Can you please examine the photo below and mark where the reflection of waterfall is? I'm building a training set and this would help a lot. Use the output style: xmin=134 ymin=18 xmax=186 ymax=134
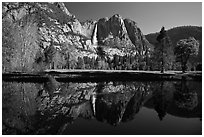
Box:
xmin=92 ymin=23 xmax=98 ymax=45
xmin=91 ymin=93 xmax=96 ymax=116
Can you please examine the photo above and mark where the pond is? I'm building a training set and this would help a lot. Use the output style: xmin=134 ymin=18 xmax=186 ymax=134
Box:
xmin=2 ymin=78 xmax=202 ymax=135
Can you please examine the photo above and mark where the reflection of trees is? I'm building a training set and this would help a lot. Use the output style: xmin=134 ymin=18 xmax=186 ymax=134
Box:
xmin=174 ymin=79 xmax=198 ymax=110
xmin=144 ymin=80 xmax=201 ymax=120
xmin=152 ymin=82 xmax=169 ymax=121
xmin=145 ymin=82 xmax=174 ymax=121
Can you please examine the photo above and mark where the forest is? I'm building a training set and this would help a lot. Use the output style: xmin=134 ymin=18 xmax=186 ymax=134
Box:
xmin=146 ymin=26 xmax=202 ymax=71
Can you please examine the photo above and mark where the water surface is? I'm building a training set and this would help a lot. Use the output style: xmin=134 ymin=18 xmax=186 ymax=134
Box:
xmin=2 ymin=78 xmax=202 ymax=135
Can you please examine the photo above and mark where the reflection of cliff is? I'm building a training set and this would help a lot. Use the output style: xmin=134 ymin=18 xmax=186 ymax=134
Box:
xmin=95 ymin=93 xmax=128 ymax=126
xmin=3 ymin=80 xmax=153 ymax=134
xmin=36 ymin=81 xmax=149 ymax=132
xmin=2 ymin=79 xmax=202 ymax=135
xmin=33 ymin=101 xmax=94 ymax=134
xmin=94 ymin=82 xmax=152 ymax=125
xmin=2 ymin=82 xmax=42 ymax=134
xmin=2 ymin=78 xmax=98 ymax=134
xmin=122 ymin=90 xmax=147 ymax=122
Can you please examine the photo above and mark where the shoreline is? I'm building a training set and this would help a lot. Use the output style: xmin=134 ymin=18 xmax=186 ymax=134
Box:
xmin=2 ymin=70 xmax=202 ymax=82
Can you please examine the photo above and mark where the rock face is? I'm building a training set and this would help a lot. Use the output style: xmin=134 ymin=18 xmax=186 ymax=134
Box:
xmin=2 ymin=2 xmax=152 ymax=72
xmin=97 ymin=14 xmax=130 ymax=42
xmin=81 ymin=20 xmax=96 ymax=39
xmin=124 ymin=18 xmax=150 ymax=53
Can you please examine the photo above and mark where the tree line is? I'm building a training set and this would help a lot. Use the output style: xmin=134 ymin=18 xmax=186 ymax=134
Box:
xmin=45 ymin=50 xmax=150 ymax=71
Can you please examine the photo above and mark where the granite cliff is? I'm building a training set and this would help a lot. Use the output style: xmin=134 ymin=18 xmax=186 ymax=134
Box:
xmin=2 ymin=2 xmax=152 ymax=72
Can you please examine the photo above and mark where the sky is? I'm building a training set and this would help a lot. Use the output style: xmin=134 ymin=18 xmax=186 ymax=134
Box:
xmin=65 ymin=2 xmax=202 ymax=35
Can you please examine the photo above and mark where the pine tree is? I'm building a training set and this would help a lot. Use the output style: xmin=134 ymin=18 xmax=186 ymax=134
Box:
xmin=156 ymin=27 xmax=174 ymax=72
xmin=156 ymin=27 xmax=166 ymax=73
xmin=77 ymin=57 xmax=85 ymax=69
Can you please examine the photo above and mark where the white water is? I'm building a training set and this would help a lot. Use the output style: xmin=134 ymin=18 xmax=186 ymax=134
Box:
xmin=92 ymin=23 xmax=98 ymax=45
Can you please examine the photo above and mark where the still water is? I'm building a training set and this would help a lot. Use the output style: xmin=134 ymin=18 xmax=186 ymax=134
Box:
xmin=2 ymin=78 xmax=202 ymax=135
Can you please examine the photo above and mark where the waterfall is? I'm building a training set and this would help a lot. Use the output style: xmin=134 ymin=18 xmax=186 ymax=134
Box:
xmin=92 ymin=23 xmax=98 ymax=45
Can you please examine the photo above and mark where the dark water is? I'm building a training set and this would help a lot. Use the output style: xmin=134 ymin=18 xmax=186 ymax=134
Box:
xmin=2 ymin=78 xmax=202 ymax=135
